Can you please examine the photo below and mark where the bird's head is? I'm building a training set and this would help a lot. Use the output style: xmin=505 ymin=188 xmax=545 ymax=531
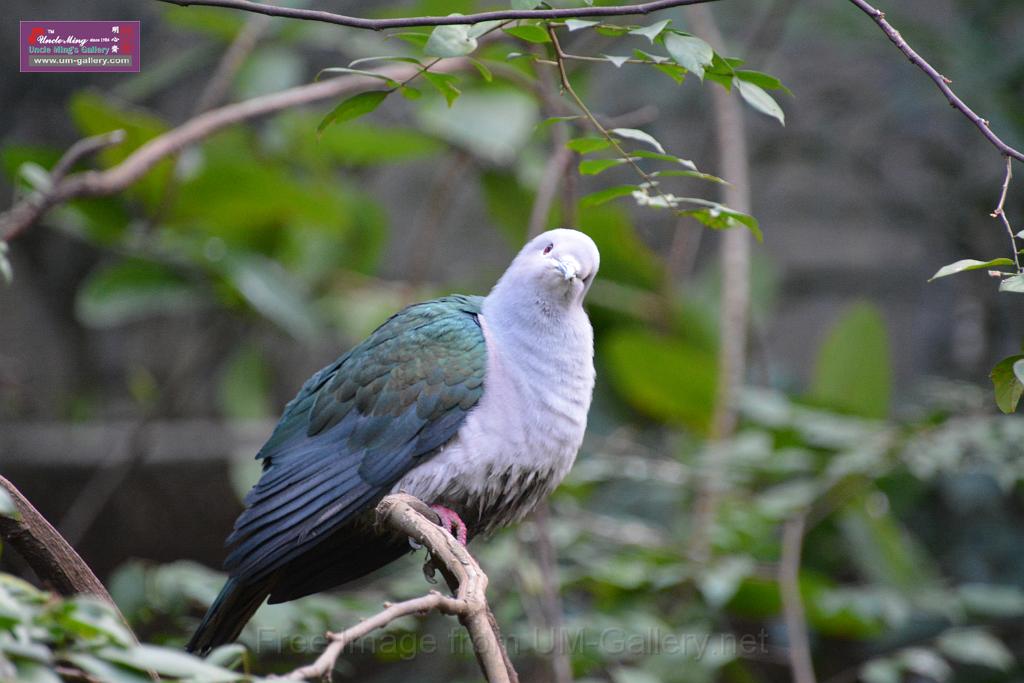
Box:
xmin=510 ymin=228 xmax=600 ymax=305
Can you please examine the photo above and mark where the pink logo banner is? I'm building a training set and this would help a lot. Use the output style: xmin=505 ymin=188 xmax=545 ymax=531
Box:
xmin=20 ymin=21 xmax=140 ymax=73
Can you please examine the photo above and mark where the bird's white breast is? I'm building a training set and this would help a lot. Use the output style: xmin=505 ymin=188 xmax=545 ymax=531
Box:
xmin=392 ymin=311 xmax=594 ymax=535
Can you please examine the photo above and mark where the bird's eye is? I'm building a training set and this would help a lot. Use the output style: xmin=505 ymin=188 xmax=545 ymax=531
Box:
xmin=543 ymin=243 xmax=553 ymax=255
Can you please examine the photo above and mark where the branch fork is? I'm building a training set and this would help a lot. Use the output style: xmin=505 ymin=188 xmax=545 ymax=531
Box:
xmin=283 ymin=493 xmax=517 ymax=682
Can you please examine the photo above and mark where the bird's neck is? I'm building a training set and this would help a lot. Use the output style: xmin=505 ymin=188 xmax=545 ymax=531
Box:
xmin=481 ymin=281 xmax=590 ymax=355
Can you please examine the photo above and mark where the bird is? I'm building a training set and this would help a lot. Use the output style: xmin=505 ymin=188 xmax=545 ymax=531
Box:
xmin=187 ymin=228 xmax=600 ymax=653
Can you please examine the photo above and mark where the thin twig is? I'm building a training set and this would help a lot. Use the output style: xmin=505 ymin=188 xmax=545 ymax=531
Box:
xmin=283 ymin=493 xmax=516 ymax=682
xmin=157 ymin=0 xmax=719 ymax=30
xmin=991 ymin=156 xmax=1020 ymax=272
xmin=779 ymin=514 xmax=817 ymax=683
xmin=49 ymin=130 xmax=128 ymax=183
xmin=0 ymin=60 xmax=469 ymax=242
xmin=546 ymin=25 xmax=674 ymax=211
xmin=847 ymin=0 xmax=1024 ymax=163
xmin=194 ymin=10 xmax=274 ymax=114
xmin=529 ymin=44 xmax=576 ymax=238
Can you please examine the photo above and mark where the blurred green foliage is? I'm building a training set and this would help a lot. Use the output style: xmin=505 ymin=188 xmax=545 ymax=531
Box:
xmin=2 ymin=1 xmax=1024 ymax=682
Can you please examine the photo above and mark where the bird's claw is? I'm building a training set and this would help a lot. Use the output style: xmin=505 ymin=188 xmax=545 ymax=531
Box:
xmin=429 ymin=504 xmax=469 ymax=545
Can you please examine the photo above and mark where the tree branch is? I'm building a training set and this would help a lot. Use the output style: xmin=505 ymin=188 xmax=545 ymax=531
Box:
xmin=157 ymin=0 xmax=720 ymax=30
xmin=992 ymin=157 xmax=1021 ymax=273
xmin=847 ymin=0 xmax=1024 ymax=163
xmin=779 ymin=513 xmax=817 ymax=683
xmin=0 ymin=476 xmax=117 ymax=606
xmin=283 ymin=493 xmax=517 ymax=682
xmin=686 ymin=3 xmax=752 ymax=562
xmin=0 ymin=60 xmax=468 ymax=243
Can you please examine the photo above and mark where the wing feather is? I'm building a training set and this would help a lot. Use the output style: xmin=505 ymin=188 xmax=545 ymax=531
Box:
xmin=224 ymin=295 xmax=486 ymax=582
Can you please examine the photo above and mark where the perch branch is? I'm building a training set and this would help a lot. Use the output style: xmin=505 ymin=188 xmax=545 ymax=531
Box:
xmin=0 ymin=60 xmax=468 ymax=243
xmin=157 ymin=0 xmax=719 ymax=30
xmin=847 ymin=0 xmax=1024 ymax=163
xmin=0 ymin=477 xmax=119 ymax=609
xmin=283 ymin=493 xmax=516 ymax=682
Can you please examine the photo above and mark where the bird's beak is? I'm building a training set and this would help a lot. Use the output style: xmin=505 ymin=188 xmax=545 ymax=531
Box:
xmin=556 ymin=256 xmax=581 ymax=281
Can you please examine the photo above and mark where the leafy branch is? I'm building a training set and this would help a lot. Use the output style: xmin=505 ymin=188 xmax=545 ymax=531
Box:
xmin=0 ymin=60 xmax=470 ymax=242
xmin=155 ymin=0 xmax=720 ymax=30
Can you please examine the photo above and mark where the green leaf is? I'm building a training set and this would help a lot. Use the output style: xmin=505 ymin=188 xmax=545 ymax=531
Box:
xmin=678 ymin=200 xmax=762 ymax=241
xmin=511 ymin=0 xmax=541 ymax=7
xmin=735 ymin=79 xmax=785 ymax=125
xmin=628 ymin=19 xmax=670 ymax=43
xmin=936 ymin=629 xmax=1013 ymax=670
xmin=928 ymin=258 xmax=1014 ymax=280
xmin=655 ymin=62 xmax=687 ymax=84
xmin=317 ymin=90 xmax=389 ymax=134
xmin=861 ymin=659 xmax=901 ymax=683
xmin=735 ymin=69 xmax=791 ymax=94
xmin=565 ymin=19 xmax=598 ymax=31
xmin=580 ymin=185 xmax=637 ymax=208
xmin=999 ymin=273 xmax=1024 ymax=292
xmin=566 ymin=137 xmax=610 ymax=154
xmin=990 ymin=354 xmax=1024 ymax=413
xmin=579 ymin=158 xmax=627 ymax=175
xmin=0 ymin=488 xmax=19 ymax=520
xmin=632 ymin=149 xmax=697 ymax=169
xmin=610 ymin=127 xmax=665 ymax=153
xmin=470 ymin=58 xmax=493 ymax=82
xmin=653 ymin=169 xmax=726 ymax=183
xmin=98 ymin=645 xmax=240 ymax=681
xmin=604 ymin=329 xmax=717 ymax=432
xmin=75 ymin=260 xmax=204 ymax=328
xmin=425 ymin=20 xmax=479 ymax=57
xmin=388 ymin=31 xmax=430 ymax=48
xmin=315 ymin=66 xmax=398 ymax=85
xmin=810 ymin=302 xmax=891 ymax=418
xmin=664 ymin=33 xmax=713 ymax=80
xmin=65 ymin=653 xmax=151 ymax=683
xmin=205 ymin=643 xmax=248 ymax=670
xmin=536 ymin=115 xmax=583 ymax=130
xmin=423 ymin=71 xmax=461 ymax=106
xmin=503 ymin=25 xmax=550 ymax=44
xmin=347 ymin=55 xmax=423 ymax=68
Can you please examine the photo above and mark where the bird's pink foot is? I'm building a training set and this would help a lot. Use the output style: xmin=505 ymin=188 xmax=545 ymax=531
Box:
xmin=430 ymin=504 xmax=468 ymax=545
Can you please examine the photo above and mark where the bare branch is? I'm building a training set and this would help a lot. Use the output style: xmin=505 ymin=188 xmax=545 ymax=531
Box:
xmin=991 ymin=157 xmax=1021 ymax=273
xmin=0 ymin=60 xmax=468 ymax=243
xmin=157 ymin=0 xmax=719 ymax=30
xmin=0 ymin=477 xmax=119 ymax=608
xmin=780 ymin=514 xmax=817 ymax=683
xmin=687 ymin=3 xmax=752 ymax=562
xmin=283 ymin=493 xmax=517 ymax=682
xmin=193 ymin=10 xmax=274 ymax=114
xmin=847 ymin=0 xmax=1024 ymax=163
xmin=49 ymin=130 xmax=128 ymax=183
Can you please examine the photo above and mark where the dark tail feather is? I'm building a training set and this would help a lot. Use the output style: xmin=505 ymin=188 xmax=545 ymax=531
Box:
xmin=186 ymin=576 xmax=272 ymax=654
